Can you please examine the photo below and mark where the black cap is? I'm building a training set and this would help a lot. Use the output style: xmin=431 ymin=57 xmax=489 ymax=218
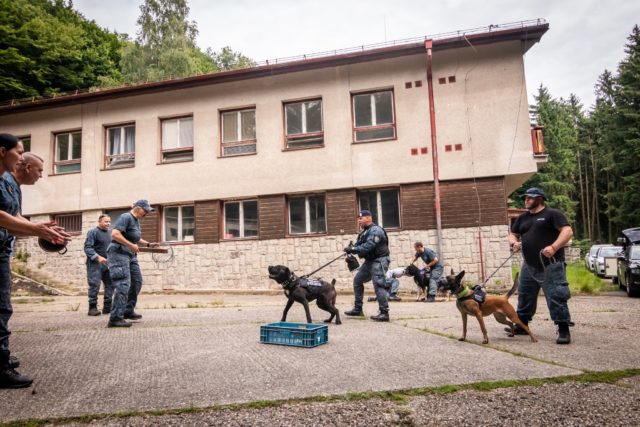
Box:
xmin=133 ymin=199 xmax=155 ymax=212
xmin=359 ymin=209 xmax=372 ymax=217
xmin=522 ymin=187 xmax=546 ymax=200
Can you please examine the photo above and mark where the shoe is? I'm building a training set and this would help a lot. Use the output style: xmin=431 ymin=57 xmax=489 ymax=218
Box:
xmin=388 ymin=295 xmax=402 ymax=302
xmin=107 ymin=319 xmax=132 ymax=328
xmin=88 ymin=305 xmax=100 ymax=316
xmin=556 ymin=323 xmax=571 ymax=345
xmin=370 ymin=312 xmax=390 ymax=322
xmin=102 ymin=305 xmax=111 ymax=315
xmin=344 ymin=308 xmax=363 ymax=316
xmin=367 ymin=296 xmax=378 ymax=302
xmin=0 ymin=367 xmax=33 ymax=389
xmin=504 ymin=324 xmax=529 ymax=335
xmin=123 ymin=312 xmax=142 ymax=320
xmin=425 ymin=296 xmax=436 ymax=302
xmin=8 ymin=355 xmax=19 ymax=369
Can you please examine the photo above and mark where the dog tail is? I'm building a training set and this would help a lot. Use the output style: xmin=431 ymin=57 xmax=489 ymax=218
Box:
xmin=331 ymin=278 xmax=336 ymax=287
xmin=506 ymin=272 xmax=519 ymax=298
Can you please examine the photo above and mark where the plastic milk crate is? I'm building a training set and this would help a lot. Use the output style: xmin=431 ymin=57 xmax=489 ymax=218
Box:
xmin=260 ymin=322 xmax=328 ymax=348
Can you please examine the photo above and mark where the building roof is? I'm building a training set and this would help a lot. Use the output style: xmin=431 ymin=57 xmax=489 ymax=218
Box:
xmin=0 ymin=19 xmax=548 ymax=116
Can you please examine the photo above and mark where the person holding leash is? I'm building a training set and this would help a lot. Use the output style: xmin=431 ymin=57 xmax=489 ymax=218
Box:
xmin=508 ymin=187 xmax=573 ymax=344
xmin=0 ymin=134 xmax=70 ymax=388
xmin=412 ymin=241 xmax=444 ymax=302
xmin=107 ymin=200 xmax=158 ymax=328
xmin=84 ymin=214 xmax=113 ymax=316
xmin=344 ymin=209 xmax=391 ymax=322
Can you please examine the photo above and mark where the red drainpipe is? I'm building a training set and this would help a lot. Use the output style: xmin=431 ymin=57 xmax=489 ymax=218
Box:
xmin=478 ymin=230 xmax=485 ymax=282
xmin=425 ymin=40 xmax=443 ymax=256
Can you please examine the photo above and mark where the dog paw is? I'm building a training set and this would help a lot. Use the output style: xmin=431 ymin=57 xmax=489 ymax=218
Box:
xmin=323 ymin=319 xmax=331 ymax=323
xmin=336 ymin=320 xmax=342 ymax=325
xmin=458 ymin=337 xmax=465 ymax=341
xmin=482 ymin=339 xmax=489 ymax=344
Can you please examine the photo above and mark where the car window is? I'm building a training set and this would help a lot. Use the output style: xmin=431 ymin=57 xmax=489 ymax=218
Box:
xmin=599 ymin=247 xmax=621 ymax=257
xmin=631 ymin=246 xmax=640 ymax=260
xmin=595 ymin=246 xmax=611 ymax=256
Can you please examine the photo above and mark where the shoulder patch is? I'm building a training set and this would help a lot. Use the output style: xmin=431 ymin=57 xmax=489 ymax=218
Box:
xmin=374 ymin=235 xmax=380 ymax=243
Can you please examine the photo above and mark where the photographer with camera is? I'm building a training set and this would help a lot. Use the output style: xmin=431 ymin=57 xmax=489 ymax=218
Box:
xmin=343 ymin=209 xmax=391 ymax=322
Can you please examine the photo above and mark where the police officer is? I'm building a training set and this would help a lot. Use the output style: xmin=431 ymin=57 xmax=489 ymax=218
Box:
xmin=412 ymin=241 xmax=444 ymax=302
xmin=84 ymin=214 xmax=113 ymax=316
xmin=0 ymin=134 xmax=69 ymax=388
xmin=344 ymin=209 xmax=391 ymax=322
xmin=107 ymin=200 xmax=157 ymax=328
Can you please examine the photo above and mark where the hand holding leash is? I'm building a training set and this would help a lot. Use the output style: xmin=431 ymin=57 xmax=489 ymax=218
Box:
xmin=344 ymin=241 xmax=356 ymax=254
xmin=510 ymin=241 xmax=522 ymax=253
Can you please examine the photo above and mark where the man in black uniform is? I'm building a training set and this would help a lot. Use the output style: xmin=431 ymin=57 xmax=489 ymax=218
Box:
xmin=509 ymin=187 xmax=573 ymax=344
xmin=344 ymin=209 xmax=391 ymax=322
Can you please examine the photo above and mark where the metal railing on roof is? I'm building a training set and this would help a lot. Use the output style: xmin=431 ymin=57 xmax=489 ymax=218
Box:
xmin=0 ymin=19 xmax=546 ymax=108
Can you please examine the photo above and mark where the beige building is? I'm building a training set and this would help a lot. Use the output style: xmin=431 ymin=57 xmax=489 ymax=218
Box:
xmin=0 ymin=20 xmax=548 ymax=292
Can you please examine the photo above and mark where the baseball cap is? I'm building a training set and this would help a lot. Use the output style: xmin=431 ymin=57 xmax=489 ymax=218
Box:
xmin=522 ymin=187 xmax=546 ymax=200
xmin=359 ymin=209 xmax=372 ymax=217
xmin=133 ymin=199 xmax=155 ymax=213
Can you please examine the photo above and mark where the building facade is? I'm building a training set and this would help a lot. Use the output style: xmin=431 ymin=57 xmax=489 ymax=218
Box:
xmin=0 ymin=21 xmax=548 ymax=292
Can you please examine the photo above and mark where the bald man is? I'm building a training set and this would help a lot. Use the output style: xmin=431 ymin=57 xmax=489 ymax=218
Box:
xmin=3 ymin=153 xmax=44 ymax=210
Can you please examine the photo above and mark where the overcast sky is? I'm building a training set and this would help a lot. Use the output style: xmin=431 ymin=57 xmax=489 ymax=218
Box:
xmin=73 ymin=0 xmax=638 ymax=110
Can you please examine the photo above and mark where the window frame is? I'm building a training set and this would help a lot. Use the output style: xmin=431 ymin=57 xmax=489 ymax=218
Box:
xmin=282 ymin=97 xmax=324 ymax=150
xmin=17 ymin=135 xmax=31 ymax=152
xmin=222 ymin=199 xmax=259 ymax=240
xmin=52 ymin=130 xmax=82 ymax=175
xmin=104 ymin=122 xmax=136 ymax=169
xmin=53 ymin=212 xmax=82 ymax=235
xmin=358 ymin=187 xmax=401 ymax=229
xmin=163 ymin=204 xmax=195 ymax=243
xmin=287 ymin=193 xmax=327 ymax=236
xmin=351 ymin=89 xmax=397 ymax=143
xmin=160 ymin=115 xmax=194 ymax=164
xmin=219 ymin=107 xmax=257 ymax=158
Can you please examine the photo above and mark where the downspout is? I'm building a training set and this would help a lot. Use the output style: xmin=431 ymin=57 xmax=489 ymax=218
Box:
xmin=425 ymin=40 xmax=443 ymax=256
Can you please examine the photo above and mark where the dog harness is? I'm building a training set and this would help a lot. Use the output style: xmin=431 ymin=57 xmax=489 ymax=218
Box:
xmin=281 ymin=275 xmax=323 ymax=297
xmin=454 ymin=285 xmax=486 ymax=305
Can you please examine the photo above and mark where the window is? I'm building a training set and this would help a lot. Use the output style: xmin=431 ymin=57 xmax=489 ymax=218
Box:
xmin=288 ymin=195 xmax=326 ymax=235
xmin=221 ymin=108 xmax=256 ymax=156
xmin=358 ymin=188 xmax=400 ymax=228
xmin=54 ymin=213 xmax=82 ymax=233
xmin=164 ymin=205 xmax=195 ymax=242
xmin=19 ymin=135 xmax=30 ymax=152
xmin=223 ymin=200 xmax=258 ymax=239
xmin=106 ymin=124 xmax=135 ymax=168
xmin=54 ymin=131 xmax=81 ymax=174
xmin=284 ymin=99 xmax=323 ymax=149
xmin=104 ymin=208 xmax=129 ymax=227
xmin=352 ymin=90 xmax=396 ymax=142
xmin=161 ymin=116 xmax=193 ymax=162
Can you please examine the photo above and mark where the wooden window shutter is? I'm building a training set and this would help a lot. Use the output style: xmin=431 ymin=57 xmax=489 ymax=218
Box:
xmin=326 ymin=189 xmax=358 ymax=235
xmin=194 ymin=200 xmax=220 ymax=244
xmin=258 ymin=194 xmax=285 ymax=240
xmin=400 ymin=183 xmax=436 ymax=230
xmin=440 ymin=177 xmax=507 ymax=228
xmin=139 ymin=207 xmax=159 ymax=242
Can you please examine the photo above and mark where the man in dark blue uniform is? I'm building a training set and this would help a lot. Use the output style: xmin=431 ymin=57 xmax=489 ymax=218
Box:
xmin=107 ymin=200 xmax=157 ymax=328
xmin=412 ymin=241 xmax=444 ymax=302
xmin=509 ymin=187 xmax=574 ymax=344
xmin=344 ymin=209 xmax=392 ymax=322
xmin=84 ymin=215 xmax=113 ymax=316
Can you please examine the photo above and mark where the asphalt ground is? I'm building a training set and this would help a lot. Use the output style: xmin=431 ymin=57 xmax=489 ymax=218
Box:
xmin=1 ymin=289 xmax=639 ymax=426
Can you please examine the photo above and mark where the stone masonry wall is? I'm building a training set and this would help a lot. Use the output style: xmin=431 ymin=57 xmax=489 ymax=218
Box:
xmin=15 ymin=211 xmax=513 ymax=293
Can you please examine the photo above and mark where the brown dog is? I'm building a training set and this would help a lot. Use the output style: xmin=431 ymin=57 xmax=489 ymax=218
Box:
xmin=442 ymin=270 xmax=536 ymax=344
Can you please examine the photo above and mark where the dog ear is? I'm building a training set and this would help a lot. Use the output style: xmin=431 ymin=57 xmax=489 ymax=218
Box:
xmin=456 ymin=270 xmax=465 ymax=282
xmin=450 ymin=268 xmax=455 ymax=275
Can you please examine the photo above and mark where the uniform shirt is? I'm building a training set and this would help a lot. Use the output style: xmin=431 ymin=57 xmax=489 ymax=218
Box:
xmin=511 ymin=207 xmax=570 ymax=270
xmin=2 ymin=172 xmax=21 ymax=214
xmin=0 ymin=175 xmax=20 ymax=248
xmin=84 ymin=226 xmax=111 ymax=260
xmin=353 ymin=223 xmax=389 ymax=260
xmin=110 ymin=212 xmax=141 ymax=247
xmin=415 ymin=248 xmax=443 ymax=270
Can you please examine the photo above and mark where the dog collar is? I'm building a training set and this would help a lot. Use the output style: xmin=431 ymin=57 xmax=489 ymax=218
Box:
xmin=455 ymin=286 xmax=472 ymax=299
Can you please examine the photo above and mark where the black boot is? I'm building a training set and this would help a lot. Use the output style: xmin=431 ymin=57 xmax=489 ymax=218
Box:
xmin=388 ymin=294 xmax=402 ymax=302
xmin=124 ymin=311 xmax=142 ymax=320
xmin=107 ymin=318 xmax=132 ymax=328
xmin=556 ymin=323 xmax=571 ymax=345
xmin=0 ymin=351 xmax=33 ymax=389
xmin=370 ymin=312 xmax=389 ymax=322
xmin=102 ymin=304 xmax=111 ymax=315
xmin=344 ymin=307 xmax=363 ymax=316
xmin=88 ymin=304 xmax=100 ymax=316
xmin=8 ymin=355 xmax=19 ymax=369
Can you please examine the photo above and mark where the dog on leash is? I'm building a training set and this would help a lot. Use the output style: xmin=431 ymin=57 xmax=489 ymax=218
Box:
xmin=441 ymin=270 xmax=536 ymax=344
xmin=405 ymin=264 xmax=450 ymax=301
xmin=267 ymin=265 xmax=341 ymax=325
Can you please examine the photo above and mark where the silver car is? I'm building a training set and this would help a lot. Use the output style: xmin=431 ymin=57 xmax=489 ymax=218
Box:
xmin=585 ymin=244 xmax=611 ymax=271
xmin=595 ymin=246 xmax=623 ymax=278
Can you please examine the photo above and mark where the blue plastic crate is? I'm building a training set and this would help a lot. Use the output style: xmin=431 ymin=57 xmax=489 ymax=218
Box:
xmin=260 ymin=322 xmax=328 ymax=348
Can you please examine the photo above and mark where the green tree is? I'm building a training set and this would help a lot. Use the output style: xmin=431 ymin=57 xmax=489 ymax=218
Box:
xmin=0 ymin=0 xmax=122 ymax=101
xmin=207 ymin=46 xmax=255 ymax=71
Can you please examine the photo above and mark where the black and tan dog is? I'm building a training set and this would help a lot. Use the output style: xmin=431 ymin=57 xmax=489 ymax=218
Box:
xmin=405 ymin=264 xmax=450 ymax=301
xmin=442 ymin=270 xmax=536 ymax=344
xmin=267 ymin=265 xmax=341 ymax=325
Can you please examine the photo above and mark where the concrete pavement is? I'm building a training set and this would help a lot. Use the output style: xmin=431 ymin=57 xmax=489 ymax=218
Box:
xmin=1 ymin=290 xmax=639 ymax=424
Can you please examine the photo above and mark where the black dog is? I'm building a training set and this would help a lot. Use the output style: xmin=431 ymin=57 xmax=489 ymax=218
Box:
xmin=405 ymin=264 xmax=449 ymax=301
xmin=267 ymin=265 xmax=341 ymax=325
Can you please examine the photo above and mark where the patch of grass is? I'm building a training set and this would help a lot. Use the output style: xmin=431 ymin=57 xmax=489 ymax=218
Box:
xmin=512 ymin=262 xmax=616 ymax=294
xmin=209 ymin=300 xmax=224 ymax=307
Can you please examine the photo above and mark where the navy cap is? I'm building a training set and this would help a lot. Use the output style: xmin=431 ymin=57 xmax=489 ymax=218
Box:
xmin=359 ymin=209 xmax=372 ymax=217
xmin=522 ymin=187 xmax=546 ymax=200
xmin=133 ymin=199 xmax=155 ymax=213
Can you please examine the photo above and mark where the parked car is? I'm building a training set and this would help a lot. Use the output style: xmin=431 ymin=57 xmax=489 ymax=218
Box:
xmin=594 ymin=246 xmax=622 ymax=280
xmin=617 ymin=227 xmax=640 ymax=298
xmin=585 ymin=244 xmax=612 ymax=272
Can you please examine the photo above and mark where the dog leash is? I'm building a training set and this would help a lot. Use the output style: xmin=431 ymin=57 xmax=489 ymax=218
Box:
xmin=479 ymin=250 xmax=516 ymax=288
xmin=302 ymin=253 xmax=347 ymax=278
